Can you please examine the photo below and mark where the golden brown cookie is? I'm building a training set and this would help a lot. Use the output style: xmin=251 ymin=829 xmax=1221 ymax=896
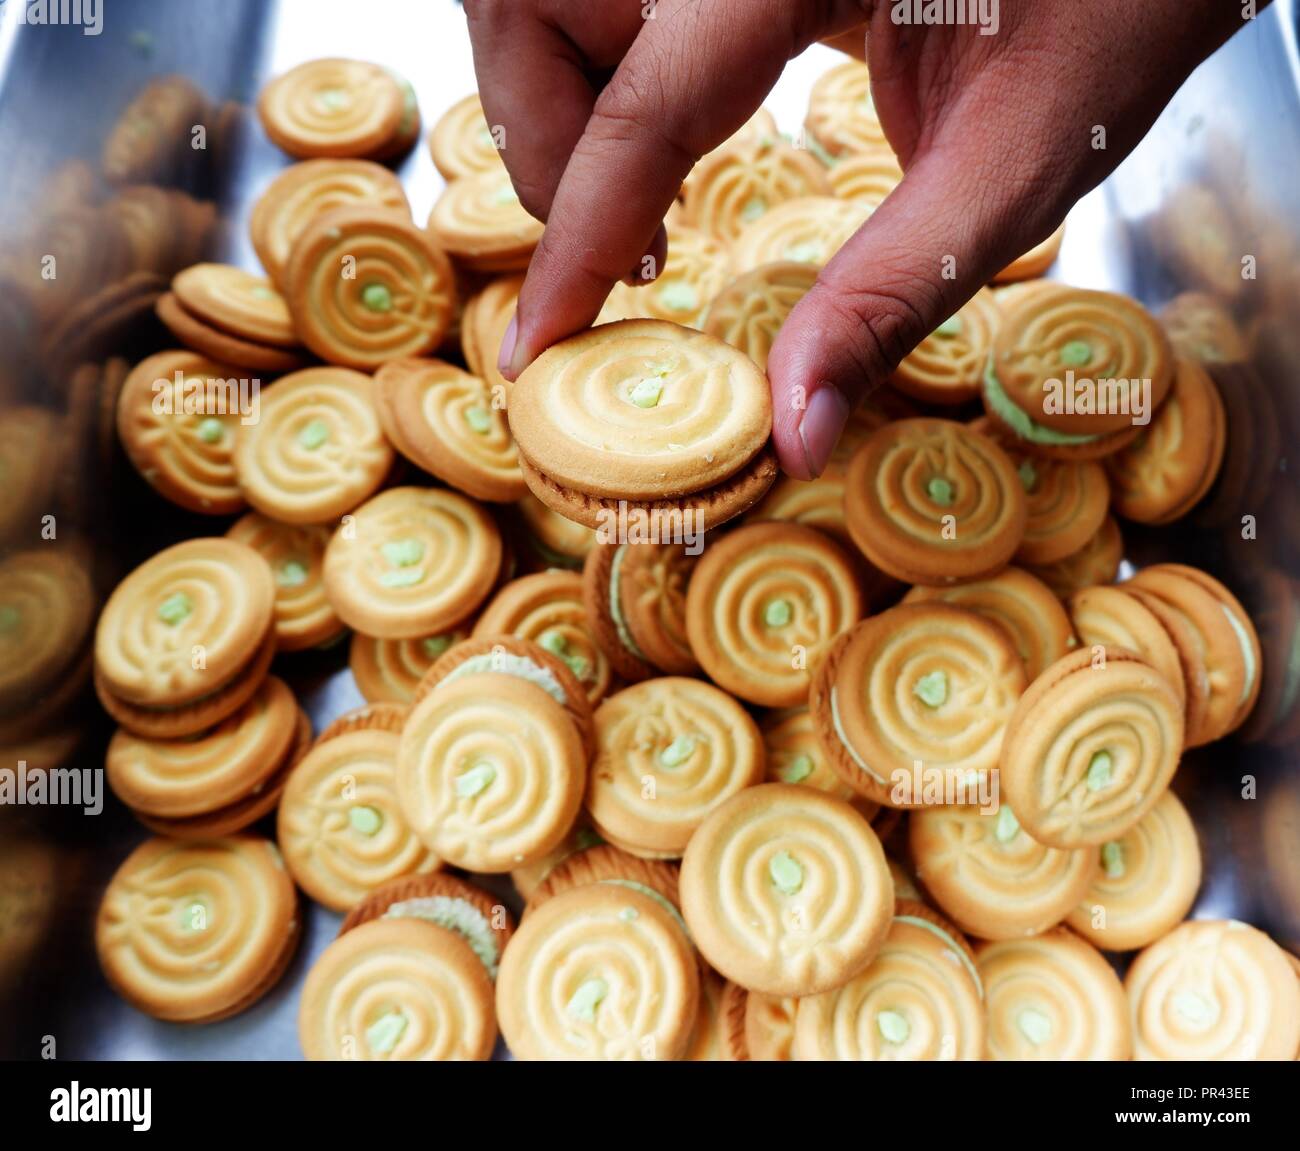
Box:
xmin=1066 ymin=584 xmax=1187 ymax=710
xmin=804 ymin=59 xmax=887 ymax=159
xmin=599 ymin=227 xmax=732 ymax=330
xmin=1008 ymin=451 xmax=1112 ymax=566
xmin=702 ymin=261 xmax=818 ymax=371
xmin=348 ymin=628 xmax=472 ymax=704
xmin=993 ymin=223 xmax=1066 ymax=282
xmin=1023 ymin=514 xmax=1123 ymax=598
xmin=526 ymin=843 xmax=682 ymax=921
xmin=826 ymin=146 xmax=904 ymax=209
xmin=760 ymin=706 xmax=878 ymax=819
xmin=154 ymin=292 xmax=309 ymax=375
xmin=731 ymin=196 xmax=870 ymax=272
xmin=427 ymin=170 xmax=543 ymax=273
xmin=888 ymin=291 xmax=1000 ymax=407
xmin=428 ymin=93 xmax=505 ymax=179
xmin=171 ymin=263 xmax=300 ymax=348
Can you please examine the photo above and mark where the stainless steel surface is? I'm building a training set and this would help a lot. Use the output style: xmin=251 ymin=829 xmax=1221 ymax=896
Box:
xmin=0 ymin=0 xmax=1296 ymax=1060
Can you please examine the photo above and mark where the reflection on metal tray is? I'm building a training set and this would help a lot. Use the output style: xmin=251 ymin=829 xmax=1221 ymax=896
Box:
xmin=0 ymin=0 xmax=1297 ymax=1060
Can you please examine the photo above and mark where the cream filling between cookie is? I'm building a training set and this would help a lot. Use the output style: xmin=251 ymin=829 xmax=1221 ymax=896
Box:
xmin=1219 ymin=604 xmax=1256 ymax=706
xmin=608 ymin=545 xmax=648 ymax=661
xmin=983 ymin=359 xmax=1103 ymax=446
xmin=829 ymin=687 xmax=887 ymax=785
xmin=440 ymin=652 xmax=569 ymax=706
xmin=383 ymin=896 xmax=501 ymax=978
xmin=894 ymin=914 xmax=984 ymax=999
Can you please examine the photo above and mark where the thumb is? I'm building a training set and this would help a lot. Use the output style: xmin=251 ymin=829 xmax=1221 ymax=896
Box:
xmin=767 ymin=149 xmax=1064 ymax=479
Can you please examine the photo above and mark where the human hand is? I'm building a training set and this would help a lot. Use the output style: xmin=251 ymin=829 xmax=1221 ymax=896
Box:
xmin=465 ymin=0 xmax=1254 ymax=477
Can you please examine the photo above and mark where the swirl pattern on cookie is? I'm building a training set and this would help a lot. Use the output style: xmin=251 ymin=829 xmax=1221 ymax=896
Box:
xmin=396 ymin=673 xmax=586 ymax=872
xmin=683 ymin=138 xmax=830 ymax=242
xmin=616 ymin=542 xmax=700 ymax=675
xmin=680 ymin=784 xmax=893 ymax=996
xmin=323 ymin=487 xmax=502 ymax=639
xmin=108 ymin=675 xmax=298 ymax=818
xmin=509 ymin=320 xmax=771 ymax=500
xmin=804 ymin=60 xmax=887 ymax=157
xmin=0 ymin=549 xmax=95 ymax=710
xmin=1066 ymin=585 xmax=1186 ymax=709
xmin=1000 ymin=648 xmax=1184 ymax=848
xmin=300 ymin=918 xmax=495 ymax=1060
xmin=287 ymin=207 xmax=455 ymax=368
xmin=95 ymin=538 xmax=274 ymax=707
xmin=992 ymin=288 xmax=1174 ymax=435
xmin=793 ymin=906 xmax=985 ymax=1061
xmin=250 ymin=158 xmax=410 ymax=286
xmin=845 ymin=419 xmax=1027 ymax=585
xmin=1066 ymin=790 xmax=1201 ymax=951
xmin=1126 ymin=919 xmax=1300 ymax=1061
xmin=1024 ymin=514 xmax=1123 ymax=599
xmin=227 ymin=513 xmax=341 ymax=651
xmin=429 ymin=94 xmax=504 ymax=179
xmin=815 ymin=605 xmax=1026 ymax=807
xmin=703 ymin=262 xmax=818 ymax=371
xmin=904 ymin=567 xmax=1075 ymax=681
xmin=587 ymin=678 xmax=764 ymax=858
xmin=600 ymin=228 xmax=732 ymax=330
xmin=96 ymin=836 xmax=298 ymax=1022
xmin=172 ymin=263 xmax=298 ymax=347
xmin=686 ymin=522 xmax=863 ymax=707
xmin=349 ymin=629 xmax=470 ymax=704
xmin=258 ymin=58 xmax=405 ymax=159
xmin=234 ymin=367 xmax=393 ymax=525
xmin=890 ymin=292 xmax=1000 ymax=406
xmin=427 ymin=170 xmax=543 ymax=271
xmin=827 ymin=147 xmax=904 ymax=208
xmin=978 ymin=929 xmax=1132 ymax=1060
xmin=732 ymin=196 xmax=871 ymax=272
xmin=373 ymin=358 xmax=523 ymax=502
xmin=278 ymin=726 xmax=439 ymax=911
xmin=116 ymin=350 xmax=247 ymax=516
xmin=909 ymin=804 xmax=1097 ymax=939
xmin=496 ymin=885 xmax=700 ymax=1061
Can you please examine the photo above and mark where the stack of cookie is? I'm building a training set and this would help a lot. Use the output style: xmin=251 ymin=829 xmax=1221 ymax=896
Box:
xmin=84 ymin=57 xmax=1296 ymax=1063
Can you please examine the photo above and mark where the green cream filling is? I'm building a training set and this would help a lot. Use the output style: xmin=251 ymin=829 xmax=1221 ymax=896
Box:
xmin=318 ymin=87 xmax=350 ymax=111
xmin=608 ymin=545 xmax=647 ymax=661
xmin=1220 ymin=605 xmax=1256 ymax=705
xmin=361 ymin=283 xmax=393 ymax=313
xmin=379 ymin=569 xmax=425 ymax=588
xmin=894 ymin=915 xmax=984 ymax=999
xmin=1173 ymin=991 xmax=1217 ymax=1027
xmin=658 ymin=282 xmax=699 ymax=313
xmin=157 ymin=592 xmax=193 ymax=626
xmin=276 ymin=560 xmax=309 ymax=588
xmin=912 ymin=670 xmax=948 ymax=708
xmin=629 ymin=377 xmax=664 ymax=408
xmin=463 ymin=405 xmax=493 ymax=435
xmin=196 ymin=417 xmax=225 ymax=444
xmin=348 ymin=805 xmax=383 ymax=835
xmin=1017 ymin=460 xmax=1038 ymax=491
xmin=1101 ymin=840 xmax=1125 ymax=879
xmin=994 ymin=805 xmax=1020 ymax=844
xmin=297 ymin=419 xmax=331 ymax=449
xmin=539 ymin=629 xmax=590 ymax=680
xmin=455 ymin=761 xmax=496 ymax=798
xmin=935 ymin=315 xmax=963 ymax=338
xmin=740 ymin=197 xmax=768 ymax=223
xmin=763 ymin=599 xmax=793 ymax=628
xmin=876 ymin=1010 xmax=910 ymax=1045
xmin=442 ymin=652 xmax=568 ymax=706
xmin=768 ymin=851 xmax=804 ymax=895
xmin=421 ymin=634 xmax=453 ymax=659
xmin=926 ymin=476 xmax=955 ymax=506
xmin=1086 ymin=750 xmax=1113 ymax=792
xmin=784 ymin=241 xmax=824 ymax=264
xmin=659 ymin=735 xmax=697 ymax=768
xmin=829 ymin=687 xmax=886 ymax=784
xmin=566 ymin=978 xmax=609 ymax=1023
xmin=1017 ymin=1009 xmax=1053 ymax=1046
xmin=365 ymin=1010 xmax=408 ymax=1054
xmin=777 ymin=754 xmax=814 ymax=784
xmin=1059 ymin=340 xmax=1093 ymax=366
xmin=492 ymin=180 xmax=519 ymax=205
xmin=384 ymin=896 xmax=501 ymax=977
xmin=0 ymin=605 xmax=19 ymax=633
xmin=382 ymin=539 xmax=425 ymax=568
xmin=179 ymin=898 xmax=208 ymax=932
xmin=983 ymin=360 xmax=1103 ymax=446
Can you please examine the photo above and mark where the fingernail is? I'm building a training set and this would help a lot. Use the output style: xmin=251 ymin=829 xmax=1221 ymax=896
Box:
xmin=798 ymin=386 xmax=850 ymax=479
xmin=498 ymin=313 xmax=519 ymax=379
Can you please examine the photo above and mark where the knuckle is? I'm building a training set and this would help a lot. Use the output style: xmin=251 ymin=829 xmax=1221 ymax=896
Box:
xmin=820 ymin=280 xmax=936 ymax=377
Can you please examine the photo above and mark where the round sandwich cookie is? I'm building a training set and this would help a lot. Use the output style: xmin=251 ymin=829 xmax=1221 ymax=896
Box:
xmin=681 ymin=135 xmax=831 ymax=243
xmin=685 ymin=522 xmax=863 ymax=708
xmin=94 ymin=538 xmax=276 ymax=736
xmin=106 ymin=674 xmax=301 ymax=825
xmin=977 ymin=928 xmax=1132 ymax=1060
xmin=509 ymin=321 xmax=777 ymax=534
xmin=583 ymin=541 xmax=700 ymax=683
xmin=991 ymin=278 xmax=1073 ymax=313
xmin=993 ymin=222 xmax=1067 ymax=282
xmin=1006 ymin=451 xmax=1111 ymax=567
xmin=1159 ymin=291 xmax=1249 ymax=366
xmin=373 ymin=357 xmax=525 ymax=502
xmin=278 ymin=709 xmax=440 ymax=912
xmin=600 ymin=227 xmax=732 ymax=331
xmin=809 ymin=604 xmax=1026 ymax=809
xmin=428 ymin=93 xmax=504 ymax=180
xmin=427 ymin=169 xmax=543 ymax=273
xmin=702 ymin=261 xmax=818 ymax=372
xmin=1066 ymin=584 xmax=1186 ymax=709
xmin=804 ymin=59 xmax=887 ymax=159
xmin=525 ymin=843 xmax=682 ymax=921
xmin=496 ymin=883 xmax=700 ymax=1061
xmin=341 ymin=872 xmax=515 ymax=981
xmin=314 ymin=701 xmax=410 ymax=742
xmin=793 ymin=901 xmax=985 ymax=1061
xmin=761 ymin=706 xmax=878 ymax=819
xmin=250 ymin=158 xmax=410 ymax=288
xmin=323 ymin=486 xmax=502 ymax=639
xmin=413 ymin=634 xmax=595 ymax=757
xmin=1065 ymin=789 xmax=1201 ymax=952
xmin=745 ymin=990 xmax=799 ymax=1062
xmin=116 ymin=350 xmax=248 ymax=516
xmin=888 ymin=291 xmax=1000 ymax=407
xmin=903 ymin=567 xmax=1075 ymax=682
xmin=586 ymin=677 xmax=764 ymax=859
xmin=909 ymin=803 xmax=1098 ymax=940
xmin=461 ymin=273 xmax=521 ymax=403
xmin=1105 ymin=358 xmax=1226 ymax=525
xmin=171 ymin=263 xmax=300 ymax=349
xmin=233 ymin=366 xmax=394 ymax=525
xmin=731 ymin=196 xmax=870 ymax=273
xmin=96 ymin=835 xmax=299 ymax=1023
xmin=348 ymin=628 xmax=471 ymax=704
xmin=43 ymin=269 xmax=169 ymax=385
xmin=1127 ymin=919 xmax=1300 ymax=1061
xmin=1024 ymin=514 xmax=1123 ymax=599
xmin=286 ymin=206 xmax=456 ymax=369
xmin=1000 ymin=647 xmax=1184 ymax=849
xmin=844 ymin=418 xmax=1027 ymax=586
xmin=226 ymin=513 xmax=343 ymax=652
xmin=473 ymin=570 xmax=611 ymax=703
xmin=396 ymin=671 xmax=586 ymax=872
xmin=684 ymin=969 xmax=731 ymax=1061
xmin=154 ymin=292 xmax=309 ymax=375
xmin=258 ymin=58 xmax=411 ymax=160
xmin=514 ymin=492 xmax=597 ymax=569
xmin=299 ymin=917 xmax=496 ymax=1061
xmin=984 ymin=288 xmax=1173 ymax=459
xmin=1126 ymin=564 xmax=1260 ymax=744
xmin=680 ymin=783 xmax=894 ymax=997
xmin=509 ymin=821 xmax=603 ymax=904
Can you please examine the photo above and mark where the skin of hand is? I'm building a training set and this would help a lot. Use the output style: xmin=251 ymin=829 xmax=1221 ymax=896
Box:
xmin=465 ymin=0 xmax=1258 ymax=478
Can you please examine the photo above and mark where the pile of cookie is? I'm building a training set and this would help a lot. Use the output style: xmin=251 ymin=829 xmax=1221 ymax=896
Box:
xmin=90 ymin=56 xmax=1299 ymax=1061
